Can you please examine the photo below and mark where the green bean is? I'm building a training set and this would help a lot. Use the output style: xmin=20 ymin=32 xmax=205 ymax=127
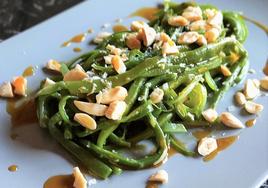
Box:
xmin=58 ymin=95 xmax=78 ymax=125
xmin=204 ymin=71 xmax=218 ymax=91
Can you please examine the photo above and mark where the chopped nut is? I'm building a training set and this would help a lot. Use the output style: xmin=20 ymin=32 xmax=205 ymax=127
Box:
xmin=159 ymin=32 xmax=172 ymax=43
xmin=220 ymin=65 xmax=232 ymax=77
xmin=96 ymin=86 xmax=128 ymax=104
xmin=182 ymin=6 xmax=203 ymax=22
xmin=220 ymin=112 xmax=244 ymax=129
xmin=148 ymin=170 xmax=168 ymax=184
xmin=244 ymin=101 xmax=263 ymax=114
xmin=243 ymin=79 xmax=260 ymax=99
xmin=204 ymin=9 xmax=217 ymax=20
xmin=140 ymin=26 xmax=156 ymax=47
xmin=130 ymin=21 xmax=147 ymax=31
xmin=189 ymin=20 xmax=206 ymax=31
xmin=202 ymin=108 xmax=218 ymax=123
xmin=205 ymin=28 xmax=220 ymax=43
xmin=196 ymin=35 xmax=207 ymax=46
xmin=0 ymin=82 xmax=14 ymax=98
xmin=46 ymin=59 xmax=61 ymax=72
xmin=73 ymin=167 xmax=87 ymax=188
xmin=105 ymin=101 xmax=127 ymax=120
xmin=229 ymin=52 xmax=240 ymax=64
xmin=252 ymin=79 xmax=260 ymax=88
xmin=12 ymin=76 xmax=27 ymax=96
xmin=207 ymin=11 xmax=223 ymax=27
xmin=103 ymin=55 xmax=114 ymax=64
xmin=234 ymin=92 xmax=247 ymax=106
xmin=260 ymin=77 xmax=268 ymax=90
xmin=168 ymin=16 xmax=189 ymax=26
xmin=162 ymin=42 xmax=178 ymax=56
xmin=197 ymin=137 xmax=217 ymax=156
xmin=178 ymin=31 xmax=199 ymax=44
xmin=43 ymin=78 xmax=55 ymax=87
xmin=111 ymin=55 xmax=126 ymax=74
xmin=126 ymin=33 xmax=141 ymax=50
xmin=150 ymin=88 xmax=164 ymax=104
xmin=74 ymin=113 xmax=97 ymax=130
xmin=93 ymin=32 xmax=111 ymax=44
xmin=63 ymin=66 xmax=89 ymax=81
xmin=74 ymin=100 xmax=108 ymax=116
xmin=106 ymin=44 xmax=122 ymax=55
xmin=263 ymin=62 xmax=268 ymax=75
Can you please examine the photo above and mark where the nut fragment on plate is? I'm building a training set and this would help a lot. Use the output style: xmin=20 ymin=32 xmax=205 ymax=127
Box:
xmin=130 ymin=21 xmax=147 ymax=32
xmin=46 ymin=59 xmax=62 ymax=72
xmin=63 ymin=67 xmax=89 ymax=81
xmin=43 ymin=78 xmax=55 ymax=87
xmin=196 ymin=35 xmax=207 ymax=46
xmin=182 ymin=6 xmax=203 ymax=22
xmin=111 ymin=55 xmax=126 ymax=74
xmin=73 ymin=167 xmax=87 ymax=188
xmin=243 ymin=79 xmax=260 ymax=99
xmin=263 ymin=62 xmax=268 ymax=76
xmin=234 ymin=91 xmax=247 ymax=106
xmin=197 ymin=137 xmax=217 ymax=156
xmin=93 ymin=32 xmax=111 ymax=44
xmin=148 ymin=170 xmax=168 ymax=184
xmin=140 ymin=26 xmax=157 ymax=47
xmin=202 ymin=108 xmax=218 ymax=123
xmin=220 ymin=112 xmax=244 ymax=129
xmin=74 ymin=100 xmax=108 ymax=116
xmin=150 ymin=88 xmax=164 ymax=104
xmin=205 ymin=28 xmax=220 ymax=43
xmin=244 ymin=101 xmax=263 ymax=114
xmin=105 ymin=101 xmax=127 ymax=120
xmin=178 ymin=31 xmax=199 ymax=44
xmin=168 ymin=15 xmax=189 ymax=26
xmin=103 ymin=54 xmax=114 ymax=64
xmin=126 ymin=33 xmax=141 ymax=50
xmin=220 ymin=65 xmax=232 ymax=77
xmin=189 ymin=20 xmax=206 ymax=31
xmin=74 ymin=113 xmax=97 ymax=130
xmin=96 ymin=86 xmax=128 ymax=104
xmin=162 ymin=41 xmax=178 ymax=56
xmin=12 ymin=76 xmax=27 ymax=96
xmin=260 ymin=77 xmax=268 ymax=90
xmin=0 ymin=82 xmax=14 ymax=98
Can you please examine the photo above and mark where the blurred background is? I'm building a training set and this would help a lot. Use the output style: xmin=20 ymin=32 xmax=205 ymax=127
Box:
xmin=0 ymin=0 xmax=267 ymax=187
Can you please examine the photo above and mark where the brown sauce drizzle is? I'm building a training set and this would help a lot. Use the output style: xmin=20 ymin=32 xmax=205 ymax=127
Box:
xmin=43 ymin=174 xmax=74 ymax=188
xmin=146 ymin=182 xmax=159 ymax=188
xmin=242 ymin=16 xmax=268 ymax=34
xmin=129 ymin=7 xmax=160 ymax=21
xmin=167 ymin=147 xmax=177 ymax=157
xmin=6 ymin=98 xmax=37 ymax=127
xmin=192 ymin=130 xmax=212 ymax=140
xmin=203 ymin=135 xmax=238 ymax=162
xmin=245 ymin=118 xmax=256 ymax=127
xmin=62 ymin=33 xmax=87 ymax=47
xmin=8 ymin=165 xmax=18 ymax=172
xmin=22 ymin=66 xmax=35 ymax=77
xmin=73 ymin=47 xmax=82 ymax=52
xmin=112 ymin=24 xmax=129 ymax=33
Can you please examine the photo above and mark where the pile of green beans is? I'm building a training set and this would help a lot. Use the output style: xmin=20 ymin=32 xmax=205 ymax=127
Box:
xmin=36 ymin=2 xmax=248 ymax=179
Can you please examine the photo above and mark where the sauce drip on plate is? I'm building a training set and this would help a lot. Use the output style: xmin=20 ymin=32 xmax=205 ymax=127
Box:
xmin=146 ymin=182 xmax=159 ymax=188
xmin=203 ymin=135 xmax=238 ymax=162
xmin=43 ymin=175 xmax=74 ymax=188
xmin=22 ymin=66 xmax=35 ymax=77
xmin=73 ymin=47 xmax=82 ymax=52
xmin=112 ymin=24 xmax=129 ymax=33
xmin=129 ymin=7 xmax=160 ymax=21
xmin=8 ymin=165 xmax=18 ymax=172
xmin=62 ymin=33 xmax=87 ymax=47
xmin=192 ymin=130 xmax=212 ymax=140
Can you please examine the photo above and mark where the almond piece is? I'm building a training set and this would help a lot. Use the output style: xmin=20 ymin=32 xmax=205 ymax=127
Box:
xmin=168 ymin=16 xmax=189 ymax=26
xmin=150 ymin=88 xmax=164 ymax=104
xmin=243 ymin=79 xmax=260 ymax=99
xmin=207 ymin=11 xmax=223 ymax=27
xmin=43 ymin=78 xmax=55 ymax=87
xmin=252 ymin=79 xmax=260 ymax=88
xmin=140 ymin=26 xmax=156 ymax=47
xmin=178 ymin=32 xmax=199 ymax=44
xmin=12 ymin=76 xmax=27 ymax=96
xmin=220 ymin=65 xmax=232 ymax=77
xmin=46 ymin=59 xmax=61 ymax=72
xmin=103 ymin=55 xmax=114 ymax=64
xmin=196 ymin=35 xmax=207 ymax=46
xmin=74 ymin=113 xmax=97 ymax=130
xmin=63 ymin=68 xmax=89 ymax=81
xmin=197 ymin=137 xmax=217 ymax=156
xmin=205 ymin=28 xmax=220 ymax=43
xmin=162 ymin=42 xmax=178 ymax=56
xmin=106 ymin=44 xmax=122 ymax=55
xmin=263 ymin=62 xmax=268 ymax=76
xmin=182 ymin=6 xmax=203 ymax=22
xmin=244 ymin=101 xmax=263 ymax=114
xmin=189 ymin=20 xmax=206 ymax=31
xmin=0 ymin=82 xmax=14 ymax=98
xmin=73 ymin=167 xmax=87 ymax=188
xmin=126 ymin=33 xmax=141 ymax=50
xmin=96 ymin=86 xmax=128 ymax=104
xmin=111 ymin=55 xmax=126 ymax=74
xmin=93 ymin=32 xmax=111 ymax=44
xmin=105 ymin=101 xmax=127 ymax=120
xmin=234 ymin=92 xmax=247 ymax=106
xmin=148 ymin=170 xmax=168 ymax=184
xmin=220 ymin=112 xmax=244 ymax=129
xmin=202 ymin=108 xmax=218 ymax=123
xmin=74 ymin=100 xmax=108 ymax=116
xmin=260 ymin=77 xmax=268 ymax=90
xmin=130 ymin=21 xmax=147 ymax=32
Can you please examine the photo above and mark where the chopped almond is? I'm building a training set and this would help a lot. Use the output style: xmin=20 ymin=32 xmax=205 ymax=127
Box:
xmin=0 ymin=82 xmax=14 ymax=98
xmin=205 ymin=28 xmax=220 ymax=43
xmin=43 ymin=78 xmax=55 ymax=87
xmin=198 ymin=137 xmax=217 ymax=156
xmin=150 ymin=88 xmax=164 ymax=103
xmin=111 ymin=55 xmax=126 ymax=74
xmin=93 ymin=32 xmax=111 ymax=44
xmin=126 ymin=33 xmax=141 ymax=50
xmin=202 ymin=108 xmax=218 ymax=123
xmin=263 ymin=62 xmax=268 ymax=75
xmin=106 ymin=44 xmax=122 ymax=55
xmin=140 ymin=26 xmax=156 ymax=47
xmin=220 ymin=65 xmax=232 ymax=77
xmin=178 ymin=32 xmax=199 ymax=44
xmin=159 ymin=32 xmax=171 ymax=43
xmin=207 ymin=11 xmax=223 ymax=27
xmin=260 ymin=76 xmax=268 ymax=90
xmin=243 ymin=79 xmax=260 ymax=99
xmin=182 ymin=6 xmax=203 ymax=22
xmin=252 ymin=79 xmax=260 ymax=88
xmin=234 ymin=92 xmax=247 ymax=106
xmin=168 ymin=16 xmax=189 ymax=26
xmin=63 ymin=67 xmax=89 ymax=81
xmin=229 ymin=52 xmax=240 ymax=64
xmin=74 ymin=113 xmax=97 ymax=130
xmin=73 ymin=167 xmax=87 ymax=188
xmin=189 ymin=20 xmax=206 ymax=31
xmin=12 ymin=76 xmax=27 ymax=96
xmin=103 ymin=55 xmax=114 ymax=64
xmin=46 ymin=59 xmax=61 ymax=72
xmin=105 ymin=101 xmax=127 ymax=120
xmin=148 ymin=170 xmax=168 ymax=184
xmin=196 ymin=35 xmax=207 ymax=46
xmin=130 ymin=21 xmax=147 ymax=32
xmin=74 ymin=100 xmax=108 ymax=116
xmin=96 ymin=86 xmax=128 ymax=104
xmin=244 ymin=101 xmax=263 ymax=114
xmin=162 ymin=42 xmax=178 ymax=56
xmin=220 ymin=112 xmax=244 ymax=129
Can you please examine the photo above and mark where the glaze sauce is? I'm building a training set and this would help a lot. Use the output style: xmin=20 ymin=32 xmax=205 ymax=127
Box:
xmin=129 ymin=7 xmax=160 ymax=21
xmin=43 ymin=175 xmax=74 ymax=188
xmin=112 ymin=24 xmax=129 ymax=33
xmin=62 ymin=33 xmax=87 ymax=47
xmin=73 ymin=47 xmax=82 ymax=52
xmin=22 ymin=66 xmax=35 ymax=77
xmin=192 ymin=130 xmax=212 ymax=140
xmin=8 ymin=165 xmax=18 ymax=172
